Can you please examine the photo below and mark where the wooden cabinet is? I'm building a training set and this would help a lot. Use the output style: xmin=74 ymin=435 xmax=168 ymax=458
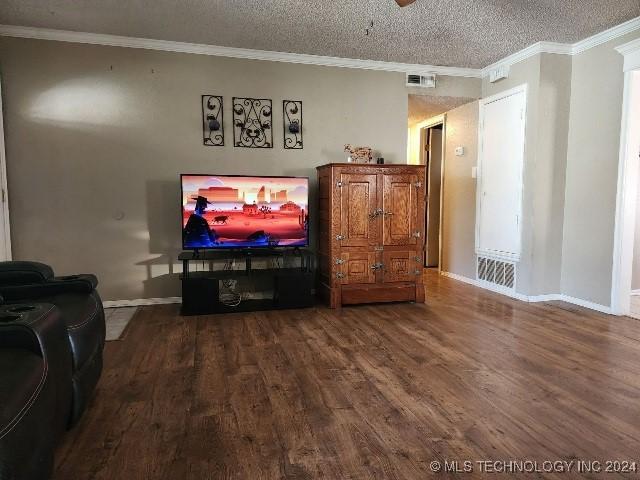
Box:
xmin=338 ymin=173 xmax=379 ymax=247
xmin=317 ymin=163 xmax=426 ymax=308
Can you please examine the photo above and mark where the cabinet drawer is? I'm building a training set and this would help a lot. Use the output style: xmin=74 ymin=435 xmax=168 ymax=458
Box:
xmin=337 ymin=251 xmax=376 ymax=285
xmin=383 ymin=251 xmax=422 ymax=283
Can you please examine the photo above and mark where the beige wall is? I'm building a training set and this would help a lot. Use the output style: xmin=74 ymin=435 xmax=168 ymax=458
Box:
xmin=529 ymin=54 xmax=572 ymax=295
xmin=562 ymin=30 xmax=640 ymax=306
xmin=406 ymin=76 xmax=481 ymax=165
xmin=482 ymin=55 xmax=541 ymax=295
xmin=3 ymin=29 xmax=638 ymax=308
xmin=480 ymin=54 xmax=573 ymax=297
xmin=407 ymin=75 xmax=481 ymax=100
xmin=441 ymin=101 xmax=479 ymax=278
xmin=0 ymin=37 xmax=409 ymax=301
xmin=480 ymin=29 xmax=640 ymax=307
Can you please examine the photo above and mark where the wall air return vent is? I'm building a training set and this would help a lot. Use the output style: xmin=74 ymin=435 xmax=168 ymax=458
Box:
xmin=477 ymin=256 xmax=516 ymax=290
xmin=406 ymin=73 xmax=436 ymax=88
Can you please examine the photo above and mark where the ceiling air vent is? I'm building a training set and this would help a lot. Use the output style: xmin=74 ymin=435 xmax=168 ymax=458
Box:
xmin=477 ymin=256 xmax=516 ymax=290
xmin=406 ymin=73 xmax=436 ymax=88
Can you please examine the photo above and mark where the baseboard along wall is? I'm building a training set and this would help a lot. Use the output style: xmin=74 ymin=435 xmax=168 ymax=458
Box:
xmin=102 ymin=274 xmax=614 ymax=315
xmin=103 ymin=297 xmax=182 ymax=308
xmin=440 ymin=271 xmax=613 ymax=315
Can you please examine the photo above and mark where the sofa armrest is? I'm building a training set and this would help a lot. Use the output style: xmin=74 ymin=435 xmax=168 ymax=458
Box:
xmin=0 ymin=304 xmax=63 ymax=356
xmin=0 ymin=261 xmax=55 ymax=286
xmin=0 ymin=303 xmax=73 ymax=434
xmin=0 ymin=274 xmax=98 ymax=302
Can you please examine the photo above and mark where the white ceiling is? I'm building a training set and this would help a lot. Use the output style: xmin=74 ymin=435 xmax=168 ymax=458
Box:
xmin=1 ymin=1 xmax=638 ymax=69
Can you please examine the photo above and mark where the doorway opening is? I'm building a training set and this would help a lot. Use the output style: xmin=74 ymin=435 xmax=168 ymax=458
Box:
xmin=0 ymin=78 xmax=11 ymax=261
xmin=611 ymin=40 xmax=640 ymax=316
xmin=423 ymin=123 xmax=444 ymax=268
xmin=407 ymin=93 xmax=476 ymax=274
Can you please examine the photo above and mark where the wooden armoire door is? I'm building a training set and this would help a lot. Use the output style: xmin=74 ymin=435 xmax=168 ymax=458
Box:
xmin=338 ymin=173 xmax=379 ymax=247
xmin=382 ymin=174 xmax=419 ymax=246
xmin=382 ymin=251 xmax=420 ymax=283
xmin=337 ymin=251 xmax=377 ymax=285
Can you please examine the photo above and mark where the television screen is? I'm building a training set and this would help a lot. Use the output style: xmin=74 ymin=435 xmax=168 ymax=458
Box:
xmin=181 ymin=174 xmax=309 ymax=249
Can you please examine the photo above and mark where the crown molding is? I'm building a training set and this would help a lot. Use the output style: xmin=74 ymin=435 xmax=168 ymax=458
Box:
xmin=482 ymin=15 xmax=640 ymax=77
xmin=1 ymin=16 xmax=639 ymax=81
xmin=615 ymin=37 xmax=640 ymax=55
xmin=615 ymin=37 xmax=640 ymax=71
xmin=573 ymin=16 xmax=640 ymax=55
xmin=481 ymin=41 xmax=572 ymax=76
xmin=0 ymin=24 xmax=482 ymax=78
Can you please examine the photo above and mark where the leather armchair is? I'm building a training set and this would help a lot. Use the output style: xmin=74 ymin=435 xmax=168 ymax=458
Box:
xmin=0 ymin=262 xmax=106 ymax=426
xmin=0 ymin=303 xmax=72 ymax=480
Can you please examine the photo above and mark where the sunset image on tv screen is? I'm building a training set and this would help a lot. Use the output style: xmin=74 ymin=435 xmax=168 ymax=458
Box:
xmin=181 ymin=175 xmax=309 ymax=249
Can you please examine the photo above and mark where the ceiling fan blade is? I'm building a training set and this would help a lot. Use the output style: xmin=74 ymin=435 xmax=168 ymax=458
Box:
xmin=395 ymin=0 xmax=417 ymax=6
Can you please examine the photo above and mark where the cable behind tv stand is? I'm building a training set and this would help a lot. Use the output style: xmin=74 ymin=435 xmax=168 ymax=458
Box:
xmin=178 ymin=248 xmax=315 ymax=315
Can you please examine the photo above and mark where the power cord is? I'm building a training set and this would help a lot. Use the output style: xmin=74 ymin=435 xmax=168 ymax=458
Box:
xmin=220 ymin=259 xmax=242 ymax=307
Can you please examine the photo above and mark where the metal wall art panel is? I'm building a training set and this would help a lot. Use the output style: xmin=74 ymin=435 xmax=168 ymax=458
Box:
xmin=232 ymin=97 xmax=273 ymax=148
xmin=202 ymin=95 xmax=224 ymax=146
xmin=283 ymin=100 xmax=303 ymax=149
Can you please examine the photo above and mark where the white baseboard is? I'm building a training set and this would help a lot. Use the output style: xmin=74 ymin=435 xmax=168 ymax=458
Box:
xmin=102 ymin=276 xmax=615 ymax=316
xmin=441 ymin=271 xmax=529 ymax=302
xmin=556 ymin=294 xmax=613 ymax=315
xmin=440 ymin=271 xmax=613 ymax=314
xmin=440 ymin=271 xmax=476 ymax=286
xmin=104 ymin=297 xmax=182 ymax=308
xmin=527 ymin=294 xmax=563 ymax=302
xmin=631 ymin=289 xmax=640 ymax=296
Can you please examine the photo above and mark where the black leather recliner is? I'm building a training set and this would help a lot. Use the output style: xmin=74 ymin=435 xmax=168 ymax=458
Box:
xmin=0 ymin=303 xmax=72 ymax=480
xmin=0 ymin=262 xmax=106 ymax=425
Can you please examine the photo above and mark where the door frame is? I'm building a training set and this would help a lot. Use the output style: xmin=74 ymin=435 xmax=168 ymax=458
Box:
xmin=419 ymin=114 xmax=445 ymax=272
xmin=611 ymin=39 xmax=640 ymax=315
xmin=475 ymin=83 xmax=527 ymax=262
xmin=0 ymin=79 xmax=12 ymax=261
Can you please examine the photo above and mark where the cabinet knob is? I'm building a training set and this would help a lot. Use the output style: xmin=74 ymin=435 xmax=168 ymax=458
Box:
xmin=336 ymin=234 xmax=345 ymax=241
xmin=371 ymin=263 xmax=384 ymax=270
xmin=336 ymin=272 xmax=345 ymax=279
xmin=335 ymin=258 xmax=345 ymax=265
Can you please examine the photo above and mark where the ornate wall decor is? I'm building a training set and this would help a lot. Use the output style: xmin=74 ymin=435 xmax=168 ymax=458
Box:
xmin=202 ymin=95 xmax=224 ymax=146
xmin=232 ymin=97 xmax=273 ymax=148
xmin=283 ymin=100 xmax=303 ymax=149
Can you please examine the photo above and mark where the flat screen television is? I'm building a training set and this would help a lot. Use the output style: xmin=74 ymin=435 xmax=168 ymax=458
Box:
xmin=181 ymin=174 xmax=309 ymax=249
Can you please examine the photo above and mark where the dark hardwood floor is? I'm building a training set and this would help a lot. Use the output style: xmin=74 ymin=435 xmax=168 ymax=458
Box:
xmin=55 ymin=271 xmax=640 ymax=479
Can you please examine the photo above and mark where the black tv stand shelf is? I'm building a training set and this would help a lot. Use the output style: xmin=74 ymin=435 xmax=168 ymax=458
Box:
xmin=179 ymin=249 xmax=315 ymax=315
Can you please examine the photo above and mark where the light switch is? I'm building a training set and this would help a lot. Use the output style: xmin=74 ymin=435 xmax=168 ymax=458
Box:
xmin=455 ymin=146 xmax=465 ymax=156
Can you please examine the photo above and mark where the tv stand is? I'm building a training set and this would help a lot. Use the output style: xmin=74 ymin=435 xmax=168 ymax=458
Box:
xmin=179 ymin=249 xmax=314 ymax=315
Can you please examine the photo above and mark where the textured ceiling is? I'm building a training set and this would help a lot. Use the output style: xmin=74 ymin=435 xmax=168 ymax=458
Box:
xmin=408 ymin=95 xmax=474 ymax=126
xmin=1 ymin=1 xmax=638 ymax=68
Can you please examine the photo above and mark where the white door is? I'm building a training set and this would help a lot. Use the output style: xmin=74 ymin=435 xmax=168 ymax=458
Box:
xmin=476 ymin=85 xmax=527 ymax=261
xmin=0 ymin=80 xmax=12 ymax=261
